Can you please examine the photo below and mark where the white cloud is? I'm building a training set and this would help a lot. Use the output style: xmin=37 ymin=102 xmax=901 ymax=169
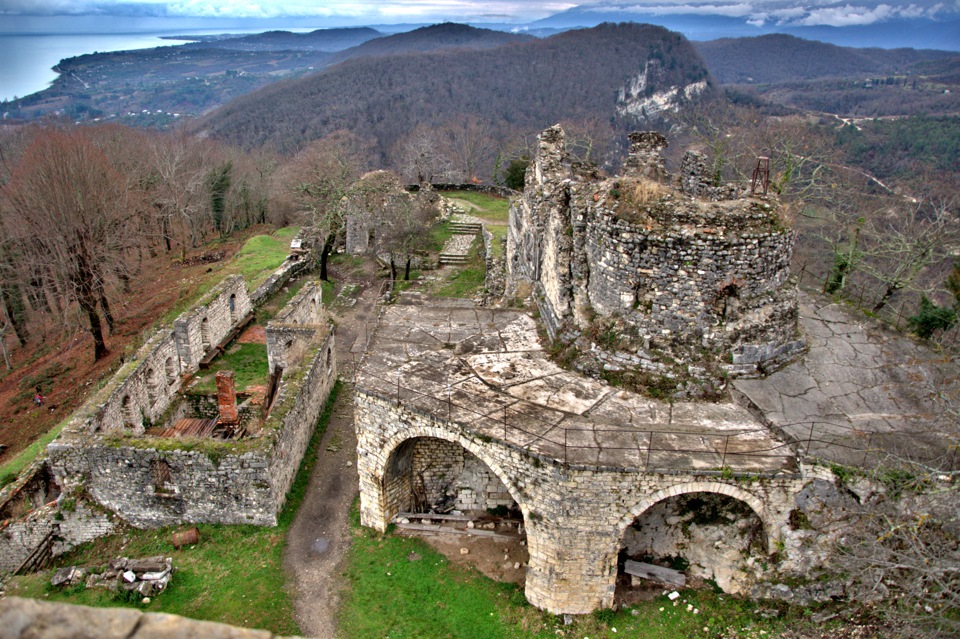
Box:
xmin=589 ymin=3 xmax=757 ymax=17
xmin=0 ymin=0 xmax=577 ymax=20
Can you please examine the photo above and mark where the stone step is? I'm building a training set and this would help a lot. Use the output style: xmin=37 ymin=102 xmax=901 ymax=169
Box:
xmin=439 ymin=255 xmax=469 ymax=264
xmin=449 ymin=223 xmax=482 ymax=234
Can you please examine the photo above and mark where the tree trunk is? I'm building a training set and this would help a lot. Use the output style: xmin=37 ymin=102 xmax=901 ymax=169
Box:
xmin=872 ymin=283 xmax=900 ymax=314
xmin=76 ymin=250 xmax=108 ymax=360
xmin=1 ymin=286 xmax=27 ymax=347
xmin=319 ymin=234 xmax=335 ymax=282
xmin=404 ymin=257 xmax=412 ymax=281
xmin=389 ymin=256 xmax=397 ymax=282
xmin=97 ymin=284 xmax=115 ymax=333
xmin=79 ymin=293 xmax=108 ymax=361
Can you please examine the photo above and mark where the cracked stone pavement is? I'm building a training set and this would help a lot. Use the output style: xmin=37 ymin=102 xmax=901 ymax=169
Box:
xmin=734 ymin=292 xmax=960 ymax=467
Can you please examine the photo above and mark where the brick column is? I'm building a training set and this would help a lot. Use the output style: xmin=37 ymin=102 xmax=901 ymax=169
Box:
xmin=215 ymin=371 xmax=239 ymax=425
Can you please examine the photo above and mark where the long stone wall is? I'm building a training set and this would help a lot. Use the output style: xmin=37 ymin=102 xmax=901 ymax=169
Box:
xmin=174 ymin=275 xmax=252 ymax=372
xmin=355 ymin=389 xmax=809 ymax=614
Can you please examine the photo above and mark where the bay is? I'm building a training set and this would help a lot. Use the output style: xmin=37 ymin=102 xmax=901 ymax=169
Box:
xmin=0 ymin=33 xmax=195 ymax=102
xmin=0 ymin=15 xmax=334 ymax=103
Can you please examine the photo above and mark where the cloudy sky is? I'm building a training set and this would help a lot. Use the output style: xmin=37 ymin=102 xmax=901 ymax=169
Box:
xmin=0 ymin=0 xmax=956 ymax=26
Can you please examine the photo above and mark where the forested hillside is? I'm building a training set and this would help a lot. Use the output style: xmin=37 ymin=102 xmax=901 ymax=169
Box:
xmin=328 ymin=22 xmax=534 ymax=62
xmin=696 ymin=34 xmax=955 ymax=85
xmin=196 ymin=23 xmax=714 ymax=165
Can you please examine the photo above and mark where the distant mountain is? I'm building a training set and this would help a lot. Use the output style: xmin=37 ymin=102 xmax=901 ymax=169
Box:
xmin=182 ymin=27 xmax=384 ymax=53
xmin=330 ymin=23 xmax=534 ymax=63
xmin=196 ymin=23 xmax=714 ymax=157
xmin=696 ymin=34 xmax=956 ymax=85
xmin=528 ymin=5 xmax=960 ymax=51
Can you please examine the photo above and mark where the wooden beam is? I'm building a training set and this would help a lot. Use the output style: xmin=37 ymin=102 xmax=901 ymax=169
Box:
xmin=623 ymin=560 xmax=686 ymax=587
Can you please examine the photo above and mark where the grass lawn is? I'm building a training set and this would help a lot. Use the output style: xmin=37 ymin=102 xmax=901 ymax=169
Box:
xmin=161 ymin=226 xmax=300 ymax=325
xmin=188 ymin=343 xmax=269 ymax=394
xmin=7 ymin=382 xmax=341 ymax=636
xmin=337 ymin=513 xmax=819 ymax=639
xmin=443 ymin=190 xmax=510 ymax=223
xmin=437 ymin=238 xmax=486 ymax=299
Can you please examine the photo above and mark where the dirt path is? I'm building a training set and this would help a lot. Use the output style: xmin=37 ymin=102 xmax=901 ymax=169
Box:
xmin=283 ymin=261 xmax=383 ymax=639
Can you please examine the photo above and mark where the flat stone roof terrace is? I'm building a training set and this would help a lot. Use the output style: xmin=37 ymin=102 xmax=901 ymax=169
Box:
xmin=356 ymin=294 xmax=797 ymax=475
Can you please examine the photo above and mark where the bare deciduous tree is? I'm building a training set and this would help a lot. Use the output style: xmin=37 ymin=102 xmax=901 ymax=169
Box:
xmin=2 ymin=129 xmax=132 ymax=360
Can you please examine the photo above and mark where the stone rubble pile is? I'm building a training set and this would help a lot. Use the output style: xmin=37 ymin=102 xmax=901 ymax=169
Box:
xmin=51 ymin=555 xmax=174 ymax=597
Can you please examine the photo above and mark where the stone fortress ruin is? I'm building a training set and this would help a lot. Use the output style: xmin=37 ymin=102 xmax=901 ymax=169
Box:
xmin=1 ymin=124 xmax=956 ymax=627
xmin=509 ymin=126 xmax=805 ymax=396
xmin=354 ymin=126 xmax=825 ymax=614
xmin=0 ymin=240 xmax=337 ymax=571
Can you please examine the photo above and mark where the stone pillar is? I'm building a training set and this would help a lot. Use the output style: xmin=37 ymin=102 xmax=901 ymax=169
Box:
xmin=622 ymin=131 xmax=668 ymax=181
xmin=215 ymin=371 xmax=239 ymax=425
xmin=523 ymin=520 xmax=620 ymax=614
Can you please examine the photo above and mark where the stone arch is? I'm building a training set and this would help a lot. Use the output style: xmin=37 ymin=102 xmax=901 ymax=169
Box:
xmin=229 ymin=294 xmax=238 ymax=322
xmin=164 ymin=357 xmax=177 ymax=385
xmin=146 ymin=367 xmax=160 ymax=405
xmin=373 ymin=426 xmax=528 ymax=524
xmin=200 ymin=317 xmax=211 ymax=350
xmin=120 ymin=394 xmax=140 ymax=429
xmin=617 ymin=481 xmax=777 ymax=553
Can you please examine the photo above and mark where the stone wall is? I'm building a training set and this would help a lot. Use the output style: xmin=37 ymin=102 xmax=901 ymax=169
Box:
xmin=481 ymin=226 xmax=506 ymax=300
xmin=250 ymin=255 xmax=315 ymax=305
xmin=392 ymin=437 xmax=514 ymax=513
xmin=45 ymin=324 xmax=336 ymax=529
xmin=507 ymin=126 xmax=803 ymax=387
xmin=355 ymin=389 xmax=809 ymax=614
xmin=174 ymin=275 xmax=252 ymax=372
xmin=0 ymin=597 xmax=302 ymax=639
xmin=266 ymin=281 xmax=327 ymax=374
xmin=0 ymin=501 xmax=116 ymax=573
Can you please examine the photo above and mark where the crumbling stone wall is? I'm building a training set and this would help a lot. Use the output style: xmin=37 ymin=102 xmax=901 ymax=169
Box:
xmin=266 ymin=281 xmax=327 ymax=374
xmin=507 ymin=126 xmax=803 ymax=388
xmin=391 ymin=438 xmax=514 ymax=513
xmin=0 ymin=501 xmax=116 ymax=573
xmin=47 ymin=275 xmax=254 ymax=440
xmin=39 ymin=273 xmax=336 ymax=530
xmin=355 ymin=389 xmax=808 ymax=614
xmin=46 ymin=326 xmax=336 ymax=529
xmin=174 ymin=275 xmax=252 ymax=372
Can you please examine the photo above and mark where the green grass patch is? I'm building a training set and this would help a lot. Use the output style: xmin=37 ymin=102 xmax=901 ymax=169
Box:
xmin=337 ymin=505 xmax=812 ymax=639
xmin=444 ymin=190 xmax=510 ymax=222
xmin=437 ymin=238 xmax=485 ymax=299
xmin=428 ymin=221 xmax=454 ymax=253
xmin=488 ymin=224 xmax=508 ymax=259
xmin=161 ymin=227 xmax=301 ymax=325
xmin=9 ymin=382 xmax=341 ymax=636
xmin=232 ymin=229 xmax=300 ymax=289
xmin=189 ymin=343 xmax=269 ymax=394
xmin=0 ymin=420 xmax=68 ymax=485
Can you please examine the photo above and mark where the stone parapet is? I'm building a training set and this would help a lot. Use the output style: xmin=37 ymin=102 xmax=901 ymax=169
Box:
xmin=0 ymin=597 xmax=302 ymax=639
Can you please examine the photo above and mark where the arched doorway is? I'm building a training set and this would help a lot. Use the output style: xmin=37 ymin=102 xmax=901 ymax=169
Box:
xmin=617 ymin=490 xmax=768 ymax=604
xmin=380 ymin=436 xmax=527 ymax=585
xmin=384 ymin=437 xmax=520 ymax=518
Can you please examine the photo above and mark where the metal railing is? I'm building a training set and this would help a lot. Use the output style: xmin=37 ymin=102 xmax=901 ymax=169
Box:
xmin=357 ymin=370 xmax=800 ymax=474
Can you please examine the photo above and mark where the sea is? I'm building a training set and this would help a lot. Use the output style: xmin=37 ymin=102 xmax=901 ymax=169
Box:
xmin=0 ymin=15 xmax=335 ymax=103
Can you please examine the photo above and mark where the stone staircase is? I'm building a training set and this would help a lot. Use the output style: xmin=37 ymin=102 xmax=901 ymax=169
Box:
xmin=448 ymin=220 xmax=482 ymax=235
xmin=439 ymin=214 xmax=483 ymax=265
